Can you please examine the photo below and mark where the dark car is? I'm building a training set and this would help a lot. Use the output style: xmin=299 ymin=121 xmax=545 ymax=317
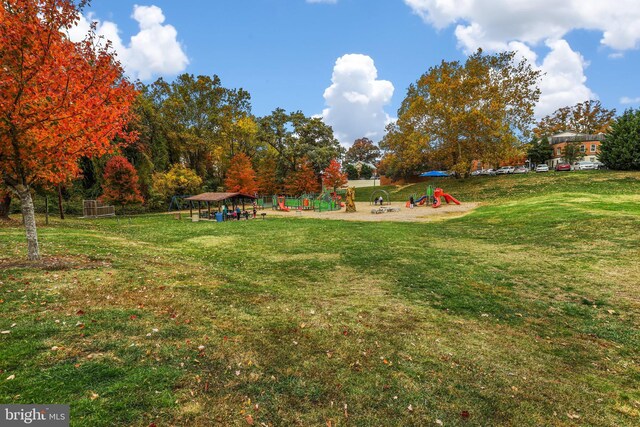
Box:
xmin=555 ymin=163 xmax=571 ymax=172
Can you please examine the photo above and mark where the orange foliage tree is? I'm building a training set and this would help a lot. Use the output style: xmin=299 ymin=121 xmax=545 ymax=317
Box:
xmin=285 ymin=157 xmax=319 ymax=195
xmin=256 ymin=157 xmax=279 ymax=195
xmin=0 ymin=0 xmax=138 ymax=259
xmin=100 ymin=156 xmax=143 ymax=213
xmin=322 ymin=159 xmax=347 ymax=193
xmin=224 ymin=153 xmax=257 ymax=194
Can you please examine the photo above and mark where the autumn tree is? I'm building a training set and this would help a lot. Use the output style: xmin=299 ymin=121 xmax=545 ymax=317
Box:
xmin=0 ymin=188 xmax=10 ymax=219
xmin=599 ymin=109 xmax=640 ymax=170
xmin=256 ymin=157 xmax=280 ymax=195
xmin=285 ymin=157 xmax=319 ymax=195
xmin=344 ymin=137 xmax=381 ymax=164
xmin=100 ymin=156 xmax=143 ymax=213
xmin=151 ymin=164 xmax=203 ymax=199
xmin=535 ymin=100 xmax=615 ymax=137
xmin=225 ymin=153 xmax=257 ymax=194
xmin=322 ymin=159 xmax=347 ymax=193
xmin=0 ymin=0 xmax=138 ymax=259
xmin=381 ymin=49 xmax=541 ymax=178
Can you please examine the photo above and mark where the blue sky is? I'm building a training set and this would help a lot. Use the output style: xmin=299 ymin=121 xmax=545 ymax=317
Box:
xmin=73 ymin=1 xmax=640 ymax=145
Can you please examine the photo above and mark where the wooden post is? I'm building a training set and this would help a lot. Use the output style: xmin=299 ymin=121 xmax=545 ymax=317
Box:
xmin=207 ymin=201 xmax=211 ymax=219
xmin=45 ymin=195 xmax=49 ymax=225
xmin=189 ymin=201 xmax=193 ymax=218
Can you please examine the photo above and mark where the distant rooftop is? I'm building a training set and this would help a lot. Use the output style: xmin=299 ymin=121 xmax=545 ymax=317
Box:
xmin=547 ymin=132 xmax=605 ymax=145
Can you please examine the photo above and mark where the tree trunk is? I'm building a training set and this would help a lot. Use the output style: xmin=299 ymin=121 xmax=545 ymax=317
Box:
xmin=16 ymin=186 xmax=40 ymax=260
xmin=57 ymin=184 xmax=65 ymax=220
xmin=0 ymin=193 xmax=10 ymax=219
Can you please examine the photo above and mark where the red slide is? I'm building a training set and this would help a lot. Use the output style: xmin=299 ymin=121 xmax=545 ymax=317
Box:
xmin=278 ymin=201 xmax=290 ymax=212
xmin=432 ymin=188 xmax=461 ymax=208
xmin=277 ymin=196 xmax=290 ymax=212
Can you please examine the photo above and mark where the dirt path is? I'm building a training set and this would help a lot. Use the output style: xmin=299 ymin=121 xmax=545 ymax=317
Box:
xmin=266 ymin=201 xmax=479 ymax=223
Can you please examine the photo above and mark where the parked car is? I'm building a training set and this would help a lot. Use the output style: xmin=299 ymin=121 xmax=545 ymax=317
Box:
xmin=470 ymin=169 xmax=483 ymax=176
xmin=482 ymin=169 xmax=497 ymax=176
xmin=555 ymin=163 xmax=571 ymax=172
xmin=593 ymin=161 xmax=605 ymax=170
xmin=496 ymin=166 xmax=515 ymax=174
xmin=513 ymin=166 xmax=528 ymax=174
xmin=575 ymin=161 xmax=596 ymax=170
xmin=535 ymin=164 xmax=549 ymax=173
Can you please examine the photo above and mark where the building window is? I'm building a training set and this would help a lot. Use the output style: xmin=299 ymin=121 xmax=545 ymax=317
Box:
xmin=557 ymin=148 xmax=561 ymax=156
xmin=591 ymin=144 xmax=597 ymax=152
xmin=580 ymin=145 xmax=585 ymax=152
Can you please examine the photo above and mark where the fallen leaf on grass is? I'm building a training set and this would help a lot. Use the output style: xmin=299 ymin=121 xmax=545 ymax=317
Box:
xmin=567 ymin=413 xmax=580 ymax=419
xmin=460 ymin=410 xmax=470 ymax=418
xmin=6 ymin=375 xmax=15 ymax=380
xmin=435 ymin=420 xmax=443 ymax=426
xmin=245 ymin=414 xmax=254 ymax=425
xmin=89 ymin=392 xmax=99 ymax=400
xmin=1 ymin=331 xmax=10 ymax=334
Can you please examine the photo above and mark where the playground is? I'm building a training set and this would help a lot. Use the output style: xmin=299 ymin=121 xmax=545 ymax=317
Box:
xmin=267 ymin=200 xmax=478 ymax=222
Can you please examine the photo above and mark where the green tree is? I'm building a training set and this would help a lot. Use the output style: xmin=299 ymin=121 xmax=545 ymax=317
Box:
xmin=599 ymin=109 xmax=640 ymax=170
xmin=345 ymin=137 xmax=381 ymax=164
xmin=344 ymin=164 xmax=358 ymax=180
xmin=360 ymin=164 xmax=374 ymax=179
xmin=562 ymin=141 xmax=583 ymax=165
xmin=257 ymin=109 xmax=342 ymax=185
xmin=146 ymin=74 xmax=253 ymax=187
xmin=527 ymin=137 xmax=553 ymax=165
xmin=381 ymin=49 xmax=541 ymax=178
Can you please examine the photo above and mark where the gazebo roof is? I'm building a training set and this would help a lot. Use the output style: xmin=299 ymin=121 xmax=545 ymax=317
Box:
xmin=185 ymin=192 xmax=257 ymax=202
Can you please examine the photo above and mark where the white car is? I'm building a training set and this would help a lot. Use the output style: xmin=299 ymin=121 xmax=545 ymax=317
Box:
xmin=513 ymin=166 xmax=528 ymax=174
xmin=575 ymin=161 xmax=596 ymax=170
xmin=496 ymin=166 xmax=515 ymax=174
xmin=535 ymin=164 xmax=549 ymax=172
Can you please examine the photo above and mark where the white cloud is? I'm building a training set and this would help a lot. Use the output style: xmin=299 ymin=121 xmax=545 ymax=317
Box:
xmin=402 ymin=0 xmax=634 ymax=117
xmin=67 ymin=5 xmax=188 ymax=81
xmin=404 ymin=0 xmax=640 ymax=52
xmin=535 ymin=40 xmax=595 ymax=117
xmin=321 ymin=54 xmax=394 ymax=146
xmin=621 ymin=96 xmax=640 ymax=105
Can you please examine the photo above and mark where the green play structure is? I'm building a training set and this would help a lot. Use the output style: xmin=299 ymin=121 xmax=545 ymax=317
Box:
xmin=272 ymin=190 xmax=344 ymax=212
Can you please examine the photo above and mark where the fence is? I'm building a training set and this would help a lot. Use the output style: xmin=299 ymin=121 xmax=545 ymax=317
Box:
xmin=83 ymin=200 xmax=115 ymax=218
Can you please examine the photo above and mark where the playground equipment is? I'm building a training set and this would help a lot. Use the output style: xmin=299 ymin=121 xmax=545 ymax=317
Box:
xmin=276 ymin=195 xmax=290 ymax=212
xmin=432 ymin=187 xmax=460 ymax=208
xmin=272 ymin=191 xmax=343 ymax=212
xmin=406 ymin=185 xmax=435 ymax=208
xmin=168 ymin=195 xmax=193 ymax=212
xmin=370 ymin=189 xmax=390 ymax=206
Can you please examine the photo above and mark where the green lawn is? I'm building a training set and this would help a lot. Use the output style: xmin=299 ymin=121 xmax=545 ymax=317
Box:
xmin=1 ymin=171 xmax=639 ymax=426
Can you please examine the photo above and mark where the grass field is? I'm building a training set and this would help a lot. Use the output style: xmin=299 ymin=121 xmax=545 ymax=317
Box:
xmin=1 ymin=171 xmax=639 ymax=426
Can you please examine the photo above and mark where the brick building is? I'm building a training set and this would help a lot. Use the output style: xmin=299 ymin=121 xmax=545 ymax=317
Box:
xmin=546 ymin=132 xmax=605 ymax=167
